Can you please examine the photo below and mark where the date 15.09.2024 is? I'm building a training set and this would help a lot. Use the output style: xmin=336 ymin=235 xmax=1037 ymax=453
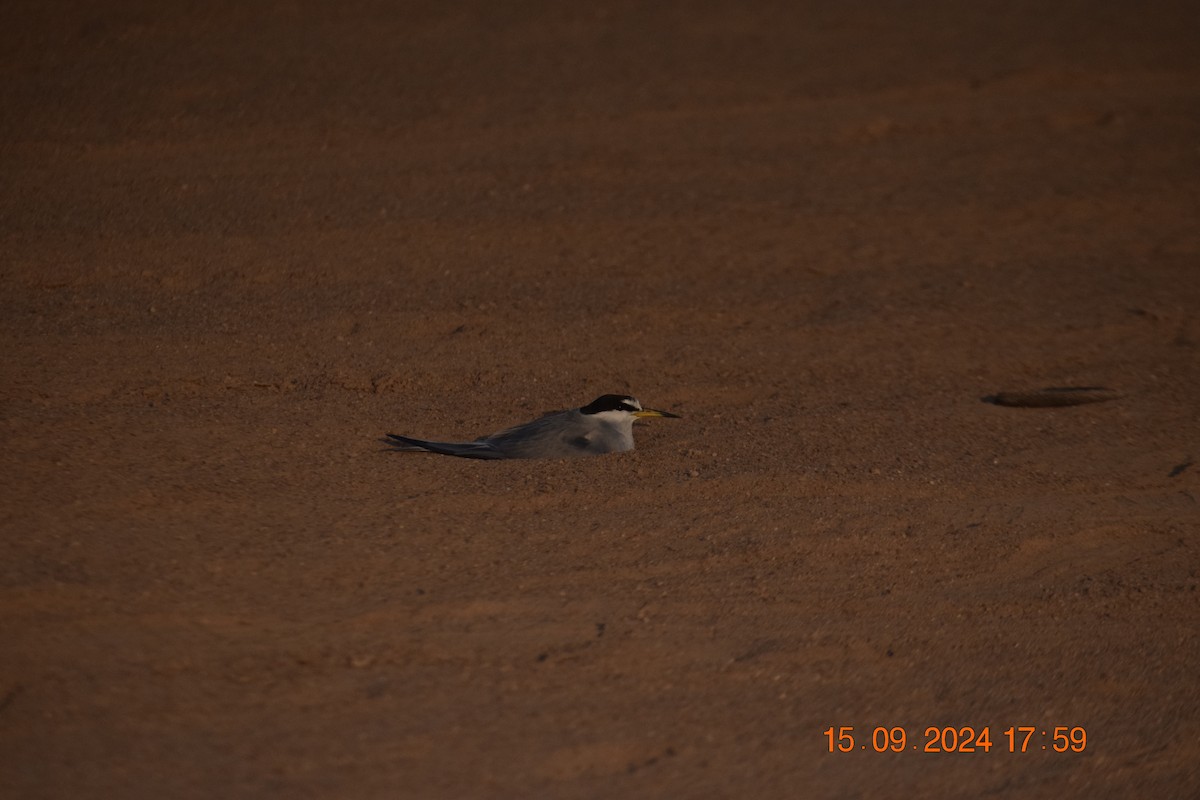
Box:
xmin=824 ymin=726 xmax=1087 ymax=754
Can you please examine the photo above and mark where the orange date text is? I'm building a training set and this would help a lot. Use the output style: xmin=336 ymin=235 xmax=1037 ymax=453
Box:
xmin=823 ymin=726 xmax=1087 ymax=754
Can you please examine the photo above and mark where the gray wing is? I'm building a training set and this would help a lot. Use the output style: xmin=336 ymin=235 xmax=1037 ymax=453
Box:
xmin=483 ymin=410 xmax=624 ymax=459
xmin=383 ymin=434 xmax=508 ymax=460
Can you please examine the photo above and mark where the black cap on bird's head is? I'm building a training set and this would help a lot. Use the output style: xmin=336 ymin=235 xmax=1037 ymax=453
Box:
xmin=580 ymin=394 xmax=680 ymax=419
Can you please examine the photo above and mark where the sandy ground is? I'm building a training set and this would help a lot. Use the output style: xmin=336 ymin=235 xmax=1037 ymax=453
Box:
xmin=3 ymin=2 xmax=1199 ymax=797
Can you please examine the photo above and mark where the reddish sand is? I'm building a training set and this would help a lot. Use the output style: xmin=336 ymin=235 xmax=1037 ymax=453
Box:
xmin=3 ymin=2 xmax=1198 ymax=797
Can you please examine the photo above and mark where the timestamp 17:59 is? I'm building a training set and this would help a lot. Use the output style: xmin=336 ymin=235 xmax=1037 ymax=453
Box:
xmin=823 ymin=726 xmax=1087 ymax=753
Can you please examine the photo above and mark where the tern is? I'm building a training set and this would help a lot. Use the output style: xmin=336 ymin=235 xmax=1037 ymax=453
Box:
xmin=383 ymin=394 xmax=679 ymax=460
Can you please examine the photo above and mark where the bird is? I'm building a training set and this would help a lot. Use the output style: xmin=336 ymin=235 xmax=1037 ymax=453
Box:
xmin=383 ymin=394 xmax=680 ymax=460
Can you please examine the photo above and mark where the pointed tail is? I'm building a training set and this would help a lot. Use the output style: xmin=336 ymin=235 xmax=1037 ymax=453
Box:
xmin=383 ymin=434 xmax=508 ymax=460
